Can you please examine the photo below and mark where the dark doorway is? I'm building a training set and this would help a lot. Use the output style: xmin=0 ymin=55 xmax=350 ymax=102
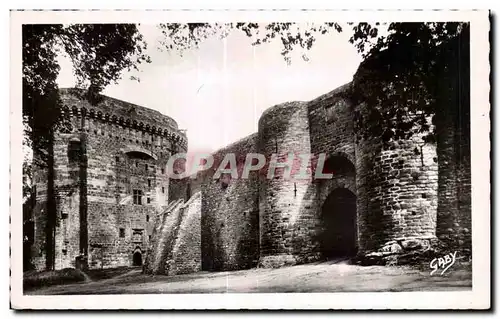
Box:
xmin=133 ymin=250 xmax=142 ymax=266
xmin=320 ymin=188 xmax=357 ymax=258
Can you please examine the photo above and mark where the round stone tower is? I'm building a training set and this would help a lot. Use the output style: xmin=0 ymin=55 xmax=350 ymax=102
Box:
xmin=257 ymin=101 xmax=317 ymax=268
xmin=355 ymin=107 xmax=439 ymax=259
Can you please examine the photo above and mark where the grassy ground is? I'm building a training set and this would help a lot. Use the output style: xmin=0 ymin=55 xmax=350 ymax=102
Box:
xmin=26 ymin=260 xmax=472 ymax=295
xmin=23 ymin=266 xmax=139 ymax=292
xmin=23 ymin=268 xmax=87 ymax=291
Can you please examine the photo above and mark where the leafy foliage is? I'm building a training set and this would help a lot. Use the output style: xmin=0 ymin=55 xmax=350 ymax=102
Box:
xmin=347 ymin=22 xmax=470 ymax=145
xmin=23 ymin=25 xmax=64 ymax=164
xmin=60 ymin=24 xmax=151 ymax=104
xmin=158 ymin=23 xmax=342 ymax=64
xmin=23 ymin=267 xmax=86 ymax=290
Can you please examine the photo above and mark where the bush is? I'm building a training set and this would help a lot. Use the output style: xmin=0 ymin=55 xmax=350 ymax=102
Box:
xmin=23 ymin=268 xmax=86 ymax=291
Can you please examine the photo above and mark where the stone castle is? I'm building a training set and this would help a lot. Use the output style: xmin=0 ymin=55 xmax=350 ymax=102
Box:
xmin=31 ymin=88 xmax=188 ymax=270
xmin=31 ymin=82 xmax=471 ymax=274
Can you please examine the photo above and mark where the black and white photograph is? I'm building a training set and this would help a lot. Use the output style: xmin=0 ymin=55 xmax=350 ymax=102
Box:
xmin=9 ymin=9 xmax=490 ymax=310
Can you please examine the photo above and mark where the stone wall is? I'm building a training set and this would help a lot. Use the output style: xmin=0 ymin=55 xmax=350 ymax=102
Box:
xmin=169 ymin=178 xmax=186 ymax=203
xmin=32 ymin=130 xmax=84 ymax=270
xmin=143 ymin=199 xmax=184 ymax=274
xmin=307 ymin=86 xmax=357 ymax=208
xmin=167 ymin=192 xmax=202 ymax=275
xmin=86 ymin=202 xmax=159 ymax=268
xmin=198 ymin=134 xmax=260 ymax=271
xmin=355 ymin=110 xmax=439 ymax=257
xmin=257 ymin=101 xmax=318 ymax=267
xmin=307 ymin=85 xmax=358 ymax=259
xmin=32 ymin=89 xmax=187 ymax=270
xmin=32 ymin=81 xmax=472 ymax=273
xmin=307 ymin=84 xmax=356 ymax=162
xmin=436 ymin=95 xmax=472 ymax=254
xmin=146 ymin=133 xmax=261 ymax=274
xmin=144 ymin=191 xmax=202 ymax=275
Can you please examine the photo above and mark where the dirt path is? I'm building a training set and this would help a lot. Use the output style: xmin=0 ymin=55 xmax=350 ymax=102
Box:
xmin=28 ymin=260 xmax=472 ymax=295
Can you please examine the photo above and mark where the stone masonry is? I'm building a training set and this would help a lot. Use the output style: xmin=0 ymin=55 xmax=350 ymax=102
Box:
xmin=145 ymin=80 xmax=470 ymax=274
xmin=32 ymin=78 xmax=471 ymax=272
xmin=32 ymin=88 xmax=187 ymax=270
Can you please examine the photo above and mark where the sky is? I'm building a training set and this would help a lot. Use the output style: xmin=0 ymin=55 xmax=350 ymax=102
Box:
xmin=56 ymin=24 xmax=362 ymax=154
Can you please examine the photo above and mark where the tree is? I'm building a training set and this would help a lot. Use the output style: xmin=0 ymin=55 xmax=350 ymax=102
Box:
xmin=23 ymin=24 xmax=150 ymax=270
xmin=347 ymin=22 xmax=470 ymax=145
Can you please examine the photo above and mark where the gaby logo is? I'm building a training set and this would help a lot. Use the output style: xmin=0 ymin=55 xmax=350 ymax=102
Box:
xmin=430 ymin=251 xmax=458 ymax=275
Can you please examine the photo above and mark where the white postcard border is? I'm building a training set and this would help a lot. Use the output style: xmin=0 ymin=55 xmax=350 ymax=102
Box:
xmin=9 ymin=9 xmax=490 ymax=310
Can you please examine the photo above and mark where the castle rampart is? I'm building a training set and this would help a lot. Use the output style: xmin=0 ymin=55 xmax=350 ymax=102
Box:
xmin=32 ymin=78 xmax=471 ymax=273
xmin=32 ymin=88 xmax=187 ymax=270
